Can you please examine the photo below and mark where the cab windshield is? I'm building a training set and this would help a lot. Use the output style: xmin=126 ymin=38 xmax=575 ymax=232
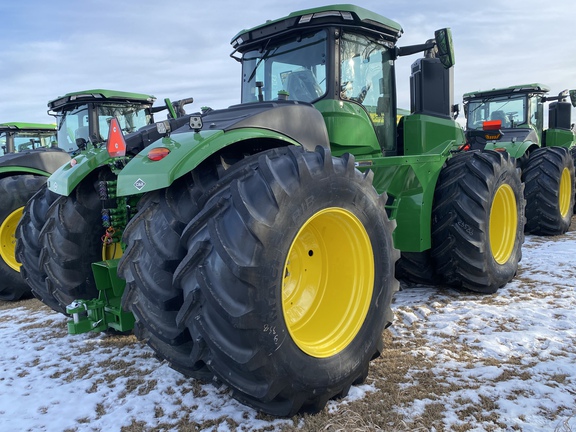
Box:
xmin=13 ymin=131 xmax=57 ymax=152
xmin=241 ymin=30 xmax=327 ymax=103
xmin=97 ymin=103 xmax=151 ymax=140
xmin=466 ymin=95 xmax=527 ymax=130
xmin=56 ymin=103 xmax=151 ymax=153
xmin=0 ymin=130 xmax=57 ymax=156
xmin=56 ymin=105 xmax=89 ymax=153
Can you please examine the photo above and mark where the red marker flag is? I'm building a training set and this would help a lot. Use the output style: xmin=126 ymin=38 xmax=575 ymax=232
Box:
xmin=107 ymin=118 xmax=126 ymax=157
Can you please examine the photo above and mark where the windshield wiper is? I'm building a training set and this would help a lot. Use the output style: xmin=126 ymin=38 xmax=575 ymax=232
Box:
xmin=247 ymin=47 xmax=277 ymax=83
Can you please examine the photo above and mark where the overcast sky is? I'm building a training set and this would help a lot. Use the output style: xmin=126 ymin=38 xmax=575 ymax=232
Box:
xmin=1 ymin=0 xmax=574 ymax=125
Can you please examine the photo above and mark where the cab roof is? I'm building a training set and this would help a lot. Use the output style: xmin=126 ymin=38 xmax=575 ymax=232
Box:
xmin=463 ymin=83 xmax=550 ymax=100
xmin=0 ymin=122 xmax=57 ymax=132
xmin=231 ymin=4 xmax=403 ymax=50
xmin=48 ymin=89 xmax=156 ymax=110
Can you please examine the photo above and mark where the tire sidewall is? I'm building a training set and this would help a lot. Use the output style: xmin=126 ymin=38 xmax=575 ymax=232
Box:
xmin=485 ymin=153 xmax=524 ymax=285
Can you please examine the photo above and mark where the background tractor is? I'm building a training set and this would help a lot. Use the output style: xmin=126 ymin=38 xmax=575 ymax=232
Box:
xmin=16 ymin=89 xmax=193 ymax=314
xmin=0 ymin=122 xmax=64 ymax=300
xmin=26 ymin=5 xmax=524 ymax=416
xmin=463 ymin=84 xmax=576 ymax=235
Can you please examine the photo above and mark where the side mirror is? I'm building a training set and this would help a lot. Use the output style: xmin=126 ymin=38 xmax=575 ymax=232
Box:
xmin=452 ymin=103 xmax=460 ymax=120
xmin=75 ymin=137 xmax=88 ymax=151
xmin=434 ymin=28 xmax=455 ymax=69
xmin=570 ymin=89 xmax=576 ymax=107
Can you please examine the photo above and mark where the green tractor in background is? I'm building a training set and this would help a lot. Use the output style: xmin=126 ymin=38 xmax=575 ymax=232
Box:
xmin=0 ymin=122 xmax=65 ymax=300
xmin=22 ymin=5 xmax=524 ymax=416
xmin=15 ymin=89 xmax=192 ymax=313
xmin=463 ymin=84 xmax=576 ymax=235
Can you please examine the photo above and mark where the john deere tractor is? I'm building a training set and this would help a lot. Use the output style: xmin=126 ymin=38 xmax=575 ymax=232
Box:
xmin=26 ymin=5 xmax=524 ymax=416
xmin=463 ymin=84 xmax=576 ymax=235
xmin=0 ymin=122 xmax=65 ymax=300
xmin=15 ymin=89 xmax=194 ymax=313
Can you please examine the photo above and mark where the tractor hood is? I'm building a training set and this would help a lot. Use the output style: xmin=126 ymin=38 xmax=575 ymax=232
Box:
xmin=0 ymin=147 xmax=71 ymax=175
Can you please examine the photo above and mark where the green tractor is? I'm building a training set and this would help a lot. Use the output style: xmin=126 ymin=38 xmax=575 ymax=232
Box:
xmin=463 ymin=84 xmax=576 ymax=235
xmin=15 ymin=89 xmax=192 ymax=312
xmin=24 ymin=5 xmax=524 ymax=415
xmin=0 ymin=122 xmax=65 ymax=300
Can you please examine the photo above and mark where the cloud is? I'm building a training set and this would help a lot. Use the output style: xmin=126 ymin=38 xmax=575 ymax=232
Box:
xmin=0 ymin=0 xmax=574 ymax=124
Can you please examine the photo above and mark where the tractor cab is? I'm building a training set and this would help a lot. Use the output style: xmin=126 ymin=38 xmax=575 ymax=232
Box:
xmin=0 ymin=122 xmax=57 ymax=156
xmin=48 ymin=89 xmax=156 ymax=155
xmin=463 ymin=84 xmax=576 ymax=151
xmin=231 ymin=5 xmax=456 ymax=158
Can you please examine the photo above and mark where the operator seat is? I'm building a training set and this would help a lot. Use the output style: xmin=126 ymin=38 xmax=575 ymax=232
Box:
xmin=285 ymin=70 xmax=323 ymax=103
xmin=490 ymin=110 xmax=509 ymax=127
xmin=75 ymin=126 xmax=90 ymax=142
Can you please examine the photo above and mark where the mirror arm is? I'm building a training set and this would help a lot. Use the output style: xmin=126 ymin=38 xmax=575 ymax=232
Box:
xmin=396 ymin=42 xmax=436 ymax=58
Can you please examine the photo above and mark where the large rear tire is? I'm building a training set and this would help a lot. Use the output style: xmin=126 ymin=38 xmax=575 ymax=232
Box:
xmin=39 ymin=169 xmax=115 ymax=312
xmin=432 ymin=150 xmax=524 ymax=294
xmin=0 ymin=175 xmax=47 ymax=301
xmin=118 ymin=172 xmax=213 ymax=379
xmin=121 ymin=146 xmax=399 ymax=416
xmin=523 ymin=147 xmax=575 ymax=235
xmin=15 ymin=184 xmax=61 ymax=310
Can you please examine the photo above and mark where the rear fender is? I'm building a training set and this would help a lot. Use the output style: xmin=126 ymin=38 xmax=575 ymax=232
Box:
xmin=47 ymin=146 xmax=112 ymax=196
xmin=0 ymin=148 xmax=71 ymax=179
xmin=0 ymin=166 xmax=51 ymax=178
xmin=484 ymin=140 xmax=535 ymax=160
xmin=116 ymin=128 xmax=302 ymax=196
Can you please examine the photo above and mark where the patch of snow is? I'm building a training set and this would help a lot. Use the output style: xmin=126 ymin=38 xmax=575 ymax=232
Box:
xmin=1 ymin=231 xmax=575 ymax=430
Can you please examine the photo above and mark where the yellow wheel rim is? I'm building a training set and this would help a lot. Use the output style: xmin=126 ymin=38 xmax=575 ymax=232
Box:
xmin=0 ymin=207 xmax=23 ymax=272
xmin=558 ymin=167 xmax=571 ymax=218
xmin=489 ymin=184 xmax=517 ymax=265
xmin=282 ymin=207 xmax=374 ymax=358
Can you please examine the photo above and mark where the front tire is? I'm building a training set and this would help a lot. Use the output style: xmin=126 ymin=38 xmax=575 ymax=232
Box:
xmin=432 ymin=150 xmax=524 ymax=293
xmin=523 ymin=147 xmax=575 ymax=235
xmin=0 ymin=175 xmax=47 ymax=301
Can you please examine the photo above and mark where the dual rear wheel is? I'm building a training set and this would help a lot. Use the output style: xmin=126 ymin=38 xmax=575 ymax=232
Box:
xmin=119 ymin=146 xmax=399 ymax=416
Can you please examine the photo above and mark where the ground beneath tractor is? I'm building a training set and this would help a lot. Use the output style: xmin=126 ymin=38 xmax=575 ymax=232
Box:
xmin=1 ymin=218 xmax=575 ymax=431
